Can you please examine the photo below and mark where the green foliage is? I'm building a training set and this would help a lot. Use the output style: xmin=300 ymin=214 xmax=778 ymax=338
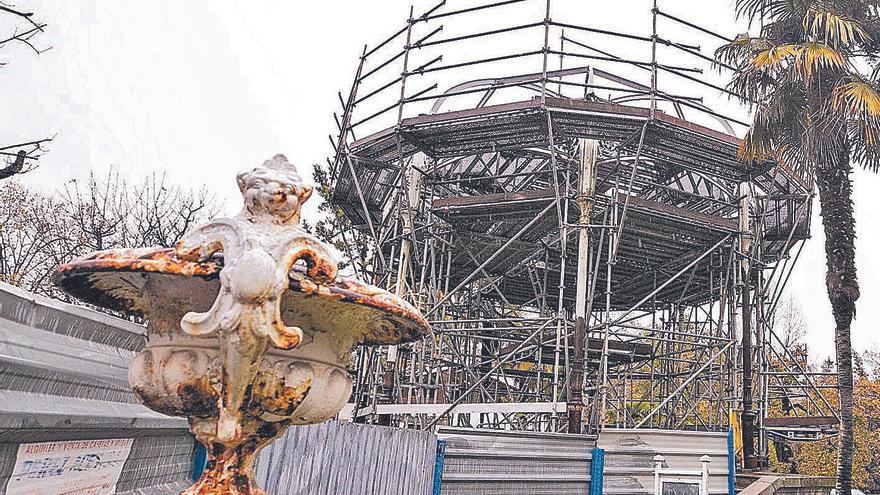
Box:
xmin=771 ymin=374 xmax=880 ymax=490
xmin=308 ymin=162 xmax=372 ymax=275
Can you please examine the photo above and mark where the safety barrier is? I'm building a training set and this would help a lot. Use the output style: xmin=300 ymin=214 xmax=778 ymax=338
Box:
xmin=597 ymin=429 xmax=731 ymax=495
xmin=0 ymin=282 xmax=194 ymax=494
xmin=254 ymin=421 xmax=437 ymax=495
xmin=435 ymin=426 xmax=597 ymax=495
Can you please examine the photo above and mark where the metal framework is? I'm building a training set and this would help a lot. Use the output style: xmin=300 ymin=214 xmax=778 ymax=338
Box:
xmin=325 ymin=0 xmax=837 ymax=469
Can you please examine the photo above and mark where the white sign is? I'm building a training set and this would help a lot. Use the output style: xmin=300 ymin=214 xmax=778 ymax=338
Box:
xmin=5 ymin=438 xmax=134 ymax=495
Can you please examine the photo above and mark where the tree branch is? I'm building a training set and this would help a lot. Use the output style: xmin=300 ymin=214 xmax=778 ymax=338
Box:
xmin=0 ymin=4 xmax=44 ymax=32
xmin=0 ymin=150 xmax=25 ymax=180
xmin=0 ymin=4 xmax=51 ymax=56
xmin=0 ymin=138 xmax=53 ymax=180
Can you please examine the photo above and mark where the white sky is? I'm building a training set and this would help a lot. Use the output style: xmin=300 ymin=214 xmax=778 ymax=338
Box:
xmin=1 ymin=0 xmax=879 ymax=361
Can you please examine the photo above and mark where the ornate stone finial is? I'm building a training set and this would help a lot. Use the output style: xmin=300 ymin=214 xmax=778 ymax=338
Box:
xmin=236 ymin=154 xmax=312 ymax=226
xmin=172 ymin=154 xmax=338 ymax=491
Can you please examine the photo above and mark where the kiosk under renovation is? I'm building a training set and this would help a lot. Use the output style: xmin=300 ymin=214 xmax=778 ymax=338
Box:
xmin=324 ymin=0 xmax=838 ymax=470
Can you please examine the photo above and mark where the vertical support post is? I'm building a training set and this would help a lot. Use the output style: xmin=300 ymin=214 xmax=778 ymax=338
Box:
xmin=569 ymin=138 xmax=598 ymax=434
xmin=649 ymin=0 xmax=659 ymax=119
xmin=727 ymin=246 xmax=739 ymax=433
xmin=389 ymin=154 xmax=425 ymax=359
xmin=598 ymin=196 xmax=615 ymax=429
xmin=754 ymin=199 xmax=768 ymax=467
xmin=432 ymin=439 xmax=447 ymax=495
xmin=755 ymin=271 xmax=767 ymax=466
xmin=700 ymin=455 xmax=711 ymax=495
xmin=590 ymin=447 xmax=605 ymax=495
xmin=727 ymin=427 xmax=736 ymax=495
xmin=546 ymin=111 xmax=568 ymax=427
xmin=738 ymin=180 xmax=756 ymax=469
xmin=654 ymin=454 xmax=665 ymax=495
xmin=380 ymin=6 xmax=417 ymax=426
xmin=541 ymin=0 xmax=551 ymax=103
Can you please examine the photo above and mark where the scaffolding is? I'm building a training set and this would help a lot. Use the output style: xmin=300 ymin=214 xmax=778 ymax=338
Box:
xmin=325 ymin=0 xmax=837 ymax=469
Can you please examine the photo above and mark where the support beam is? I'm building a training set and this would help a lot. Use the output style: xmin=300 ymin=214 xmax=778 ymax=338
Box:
xmin=389 ymin=153 xmax=425 ymax=362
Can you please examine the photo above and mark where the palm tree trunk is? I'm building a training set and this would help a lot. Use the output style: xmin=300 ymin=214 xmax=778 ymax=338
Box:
xmin=815 ymin=155 xmax=859 ymax=495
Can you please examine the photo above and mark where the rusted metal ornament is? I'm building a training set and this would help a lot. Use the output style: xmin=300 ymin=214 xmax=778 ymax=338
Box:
xmin=53 ymin=154 xmax=429 ymax=495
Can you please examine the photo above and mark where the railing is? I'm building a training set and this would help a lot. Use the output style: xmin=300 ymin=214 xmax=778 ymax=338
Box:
xmin=653 ymin=454 xmax=712 ymax=495
xmin=329 ymin=0 xmax=757 ymax=182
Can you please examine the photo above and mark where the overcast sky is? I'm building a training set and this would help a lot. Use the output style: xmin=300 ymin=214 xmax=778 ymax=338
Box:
xmin=2 ymin=0 xmax=879 ymax=361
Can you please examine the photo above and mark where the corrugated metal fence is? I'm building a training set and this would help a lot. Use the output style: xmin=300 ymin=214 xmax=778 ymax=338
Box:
xmin=0 ymin=282 xmax=194 ymax=494
xmin=436 ymin=426 xmax=596 ymax=495
xmin=255 ymin=421 xmax=437 ymax=495
xmin=597 ymin=429 xmax=731 ymax=495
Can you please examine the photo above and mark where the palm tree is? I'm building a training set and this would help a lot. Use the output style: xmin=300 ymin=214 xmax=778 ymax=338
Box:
xmin=717 ymin=1 xmax=880 ymax=492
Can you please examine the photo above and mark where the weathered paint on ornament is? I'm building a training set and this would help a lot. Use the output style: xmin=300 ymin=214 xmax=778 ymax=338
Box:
xmin=54 ymin=154 xmax=429 ymax=495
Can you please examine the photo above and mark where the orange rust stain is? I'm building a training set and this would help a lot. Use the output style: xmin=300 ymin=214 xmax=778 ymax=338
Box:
xmin=249 ymin=371 xmax=312 ymax=418
xmin=183 ymin=433 xmax=279 ymax=495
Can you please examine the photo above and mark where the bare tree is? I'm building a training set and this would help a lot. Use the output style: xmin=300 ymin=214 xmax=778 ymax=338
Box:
xmin=773 ymin=295 xmax=808 ymax=351
xmin=125 ymin=171 xmax=217 ymax=248
xmin=57 ymin=170 xmax=127 ymax=252
xmin=0 ymin=181 xmax=82 ymax=294
xmin=0 ymin=168 xmax=221 ymax=298
xmin=860 ymin=346 xmax=880 ymax=381
xmin=1 ymin=2 xmax=52 ymax=180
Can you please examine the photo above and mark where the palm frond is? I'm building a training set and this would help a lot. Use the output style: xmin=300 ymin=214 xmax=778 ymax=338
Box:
xmin=739 ymin=106 xmax=779 ymax=163
xmin=832 ymin=77 xmax=880 ymax=121
xmin=716 ymin=35 xmax=781 ymax=104
xmin=754 ymin=43 xmax=800 ymax=69
xmin=804 ymin=6 xmax=871 ymax=48
xmin=739 ymin=128 xmax=774 ymax=163
xmin=849 ymin=121 xmax=880 ymax=171
xmin=776 ymin=142 xmax=811 ymax=176
xmin=833 ymin=77 xmax=880 ymax=166
xmin=740 ymin=74 xmax=814 ymax=173
xmin=735 ymin=0 xmax=806 ymax=24
xmin=728 ymin=68 xmax=779 ymax=105
xmin=715 ymin=34 xmax=773 ymax=69
xmin=796 ymin=42 xmax=847 ymax=77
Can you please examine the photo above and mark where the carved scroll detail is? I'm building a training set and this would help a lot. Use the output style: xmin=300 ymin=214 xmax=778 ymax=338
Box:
xmin=174 ymin=154 xmax=338 ymax=443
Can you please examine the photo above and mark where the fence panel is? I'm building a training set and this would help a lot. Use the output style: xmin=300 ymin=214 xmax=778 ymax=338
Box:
xmin=436 ymin=426 xmax=596 ymax=495
xmin=597 ymin=429 xmax=731 ymax=495
xmin=255 ymin=421 xmax=437 ymax=495
xmin=0 ymin=282 xmax=194 ymax=495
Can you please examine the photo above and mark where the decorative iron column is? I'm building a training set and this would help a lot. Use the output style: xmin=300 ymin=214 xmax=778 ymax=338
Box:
xmin=739 ymin=180 xmax=757 ymax=469
xmin=569 ymin=138 xmax=598 ymax=434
